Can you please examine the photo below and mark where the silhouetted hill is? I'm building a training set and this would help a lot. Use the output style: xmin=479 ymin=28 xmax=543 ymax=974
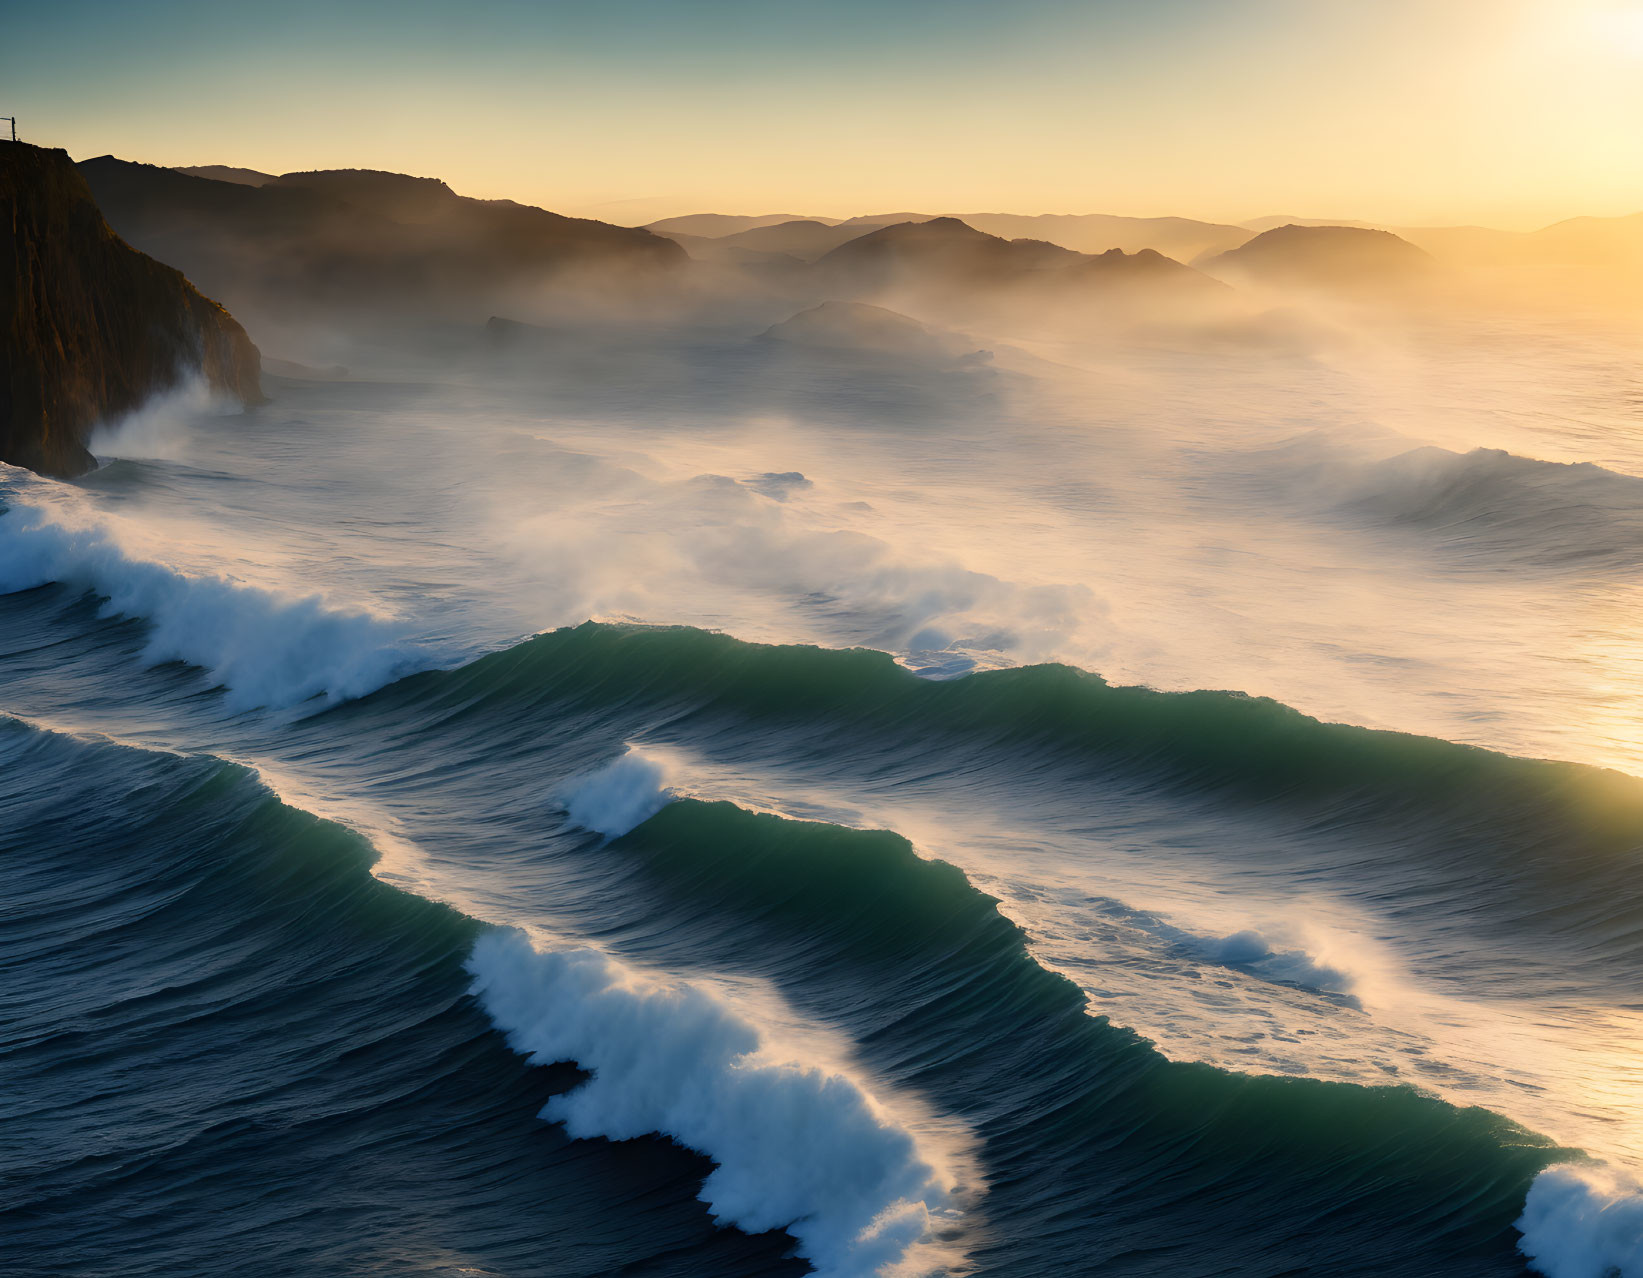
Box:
xmin=827 ymin=210 xmax=1249 ymax=259
xmin=648 ymin=228 xmax=811 ymax=276
xmin=1066 ymin=245 xmax=1228 ymax=289
xmin=1530 ymin=212 xmax=1643 ymax=264
xmin=1390 ymin=215 xmax=1642 ymax=308
xmin=709 ymin=219 xmax=876 ymax=262
xmin=964 ymin=213 xmax=1249 ymax=260
xmin=1241 ymin=214 xmax=1380 ymax=233
xmin=176 ymin=165 xmax=275 ymax=187
xmin=817 ymin=217 xmax=1083 ymax=286
xmin=759 ymin=300 xmax=969 ymax=359
xmin=814 ymin=218 xmax=1226 ymax=321
xmin=655 ymin=210 xmax=1248 ymax=259
xmin=1202 ymin=224 xmax=1435 ymax=290
xmin=646 ymin=212 xmax=837 ymax=237
xmin=79 ymin=158 xmax=687 ymax=324
xmin=2 ymin=143 xmax=261 ymax=478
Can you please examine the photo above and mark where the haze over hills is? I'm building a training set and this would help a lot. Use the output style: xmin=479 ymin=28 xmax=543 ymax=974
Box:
xmin=812 ymin=216 xmax=1231 ymax=328
xmin=1396 ymin=212 xmax=1643 ymax=275
xmin=759 ymin=299 xmax=981 ymax=362
xmin=649 ymin=206 xmax=1643 ymax=293
xmin=645 ymin=212 xmax=840 ymax=237
xmin=51 ymin=154 xmax=1278 ymax=368
xmin=1201 ymin=224 xmax=1437 ymax=292
xmin=1241 ymin=215 xmax=1381 ymax=234
xmin=649 ymin=210 xmax=1252 ymax=262
xmin=1234 ymin=211 xmax=1643 ymax=290
xmin=35 ymin=147 xmax=1640 ymax=405
xmin=79 ymin=158 xmax=686 ymax=333
xmin=706 ymin=219 xmax=896 ymax=263
xmin=816 ymin=216 xmax=1084 ymax=291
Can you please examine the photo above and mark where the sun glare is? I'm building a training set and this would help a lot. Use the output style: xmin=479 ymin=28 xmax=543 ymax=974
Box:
xmin=1590 ymin=1 xmax=1643 ymax=55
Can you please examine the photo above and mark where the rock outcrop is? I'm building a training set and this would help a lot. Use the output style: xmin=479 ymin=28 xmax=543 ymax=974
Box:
xmin=2 ymin=142 xmax=262 ymax=478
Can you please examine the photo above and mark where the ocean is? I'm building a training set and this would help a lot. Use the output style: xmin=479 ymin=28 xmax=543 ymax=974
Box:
xmin=4 ymin=309 xmax=1641 ymax=1276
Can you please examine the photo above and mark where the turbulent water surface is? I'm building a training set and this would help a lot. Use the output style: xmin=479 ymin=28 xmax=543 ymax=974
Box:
xmin=5 ymin=309 xmax=1643 ymax=1277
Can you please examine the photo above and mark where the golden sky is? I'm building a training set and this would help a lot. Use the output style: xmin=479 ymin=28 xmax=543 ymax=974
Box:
xmin=8 ymin=0 xmax=1642 ymax=227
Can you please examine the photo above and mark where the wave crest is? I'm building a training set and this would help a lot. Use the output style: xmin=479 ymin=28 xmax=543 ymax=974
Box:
xmin=1518 ymin=1163 xmax=1643 ymax=1278
xmin=465 ymin=928 xmax=962 ymax=1277
xmin=561 ymin=747 xmax=675 ymax=838
xmin=0 ymin=500 xmax=428 ymax=710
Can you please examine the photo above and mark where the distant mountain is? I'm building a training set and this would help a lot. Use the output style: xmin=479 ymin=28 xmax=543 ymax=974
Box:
xmin=816 ymin=217 xmax=1222 ymax=308
xmin=963 ymin=213 xmax=1250 ymax=261
xmin=1533 ymin=211 xmax=1643 ymax=258
xmin=1241 ymin=214 xmax=1381 ymax=233
xmin=79 ymin=158 xmax=686 ymax=325
xmin=799 ymin=218 xmax=1234 ymax=334
xmin=663 ymin=209 xmax=1250 ymax=261
xmin=175 ymin=164 xmax=275 ymax=187
xmin=645 ymin=212 xmax=839 ymax=237
xmin=649 ymin=228 xmax=812 ymax=276
xmin=1201 ymin=224 xmax=1436 ymax=291
xmin=2 ymin=143 xmax=261 ymax=478
xmin=759 ymin=300 xmax=973 ymax=360
xmin=817 ymin=217 xmax=1084 ymax=287
xmin=705 ymin=219 xmax=879 ymax=262
xmin=1399 ymin=212 xmax=1643 ymax=272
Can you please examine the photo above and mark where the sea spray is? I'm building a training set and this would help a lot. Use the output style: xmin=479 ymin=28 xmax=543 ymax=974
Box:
xmin=0 ymin=500 xmax=428 ymax=709
xmin=1518 ymin=1164 xmax=1643 ymax=1278
xmin=560 ymin=747 xmax=674 ymax=837
xmin=465 ymin=928 xmax=961 ymax=1277
xmin=87 ymin=376 xmax=233 ymax=463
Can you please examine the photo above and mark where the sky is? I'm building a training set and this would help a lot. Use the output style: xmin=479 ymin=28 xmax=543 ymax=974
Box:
xmin=6 ymin=0 xmax=1643 ymax=228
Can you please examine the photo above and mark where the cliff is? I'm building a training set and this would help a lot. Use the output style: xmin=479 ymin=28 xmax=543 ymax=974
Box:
xmin=1 ymin=142 xmax=262 ymax=478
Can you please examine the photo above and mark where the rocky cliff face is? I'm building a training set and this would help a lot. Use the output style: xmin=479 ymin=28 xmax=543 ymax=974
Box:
xmin=1 ymin=142 xmax=262 ymax=478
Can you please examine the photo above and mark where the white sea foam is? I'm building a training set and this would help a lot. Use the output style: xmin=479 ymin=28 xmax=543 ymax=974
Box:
xmin=560 ymin=747 xmax=674 ymax=837
xmin=0 ymin=501 xmax=426 ymax=710
xmin=466 ymin=929 xmax=963 ymax=1278
xmin=1518 ymin=1163 xmax=1643 ymax=1278
xmin=1126 ymin=912 xmax=1361 ymax=1000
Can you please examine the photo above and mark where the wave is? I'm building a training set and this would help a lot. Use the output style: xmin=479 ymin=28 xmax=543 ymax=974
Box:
xmin=0 ymin=495 xmax=430 ymax=709
xmin=559 ymin=745 xmax=676 ymax=837
xmin=1112 ymin=907 xmax=1360 ymax=1001
xmin=1518 ymin=1165 xmax=1643 ymax=1278
xmin=11 ymin=614 xmax=1643 ymax=1272
xmin=468 ymin=931 xmax=962 ymax=1277
xmin=328 ymin=623 xmax=1643 ymax=1173
xmin=0 ymin=713 xmax=967 ymax=1277
xmin=609 ymin=797 xmax=1621 ymax=1276
xmin=1252 ymin=435 xmax=1643 ymax=572
xmin=380 ymin=620 xmax=1643 ymax=827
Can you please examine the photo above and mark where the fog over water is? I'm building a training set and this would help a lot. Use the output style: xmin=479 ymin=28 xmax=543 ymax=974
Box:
xmin=56 ymin=292 xmax=1643 ymax=772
